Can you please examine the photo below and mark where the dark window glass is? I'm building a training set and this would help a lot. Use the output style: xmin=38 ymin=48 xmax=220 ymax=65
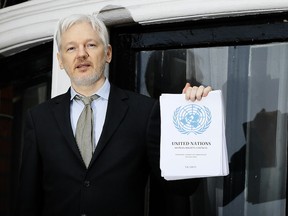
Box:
xmin=1 ymin=0 xmax=28 ymax=9
xmin=0 ymin=41 xmax=52 ymax=216
xmin=110 ymin=13 xmax=288 ymax=216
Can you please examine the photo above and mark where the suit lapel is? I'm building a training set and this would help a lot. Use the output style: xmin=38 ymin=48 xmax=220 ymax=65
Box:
xmin=90 ymin=85 xmax=128 ymax=166
xmin=50 ymin=86 xmax=129 ymax=168
xmin=51 ymin=90 xmax=83 ymax=163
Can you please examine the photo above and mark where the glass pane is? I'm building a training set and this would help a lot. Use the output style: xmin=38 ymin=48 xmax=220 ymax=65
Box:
xmin=136 ymin=44 xmax=288 ymax=216
xmin=0 ymin=41 xmax=52 ymax=215
xmin=245 ymin=44 xmax=288 ymax=216
xmin=0 ymin=82 xmax=49 ymax=215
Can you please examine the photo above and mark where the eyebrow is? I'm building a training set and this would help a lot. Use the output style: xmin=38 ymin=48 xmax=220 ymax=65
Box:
xmin=63 ymin=39 xmax=99 ymax=47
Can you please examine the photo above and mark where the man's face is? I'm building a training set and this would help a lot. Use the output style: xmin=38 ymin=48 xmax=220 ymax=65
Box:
xmin=57 ymin=22 xmax=112 ymax=88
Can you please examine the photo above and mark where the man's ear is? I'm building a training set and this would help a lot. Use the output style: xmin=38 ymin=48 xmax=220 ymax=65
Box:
xmin=106 ymin=45 xmax=112 ymax=63
xmin=57 ymin=53 xmax=64 ymax=69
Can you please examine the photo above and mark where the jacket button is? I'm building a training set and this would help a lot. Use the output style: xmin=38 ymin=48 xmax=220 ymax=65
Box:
xmin=84 ymin=181 xmax=90 ymax=187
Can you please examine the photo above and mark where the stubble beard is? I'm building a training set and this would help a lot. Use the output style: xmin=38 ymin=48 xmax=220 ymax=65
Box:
xmin=70 ymin=62 xmax=106 ymax=87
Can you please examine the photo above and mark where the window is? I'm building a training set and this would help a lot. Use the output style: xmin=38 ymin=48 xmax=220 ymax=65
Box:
xmin=0 ymin=41 xmax=52 ymax=215
xmin=109 ymin=13 xmax=288 ymax=216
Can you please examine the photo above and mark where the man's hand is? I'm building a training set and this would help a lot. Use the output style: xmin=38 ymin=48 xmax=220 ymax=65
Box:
xmin=182 ymin=83 xmax=212 ymax=101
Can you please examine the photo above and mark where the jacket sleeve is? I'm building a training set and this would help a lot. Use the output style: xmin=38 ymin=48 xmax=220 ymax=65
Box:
xmin=146 ymin=100 xmax=202 ymax=196
xmin=15 ymin=110 xmax=43 ymax=216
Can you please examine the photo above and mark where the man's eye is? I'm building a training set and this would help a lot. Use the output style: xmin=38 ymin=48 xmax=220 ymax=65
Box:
xmin=67 ymin=47 xmax=75 ymax=52
xmin=87 ymin=44 xmax=96 ymax=48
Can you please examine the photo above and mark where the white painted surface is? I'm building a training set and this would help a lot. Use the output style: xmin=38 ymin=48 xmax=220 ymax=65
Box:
xmin=1 ymin=0 xmax=288 ymax=96
xmin=1 ymin=0 xmax=288 ymax=54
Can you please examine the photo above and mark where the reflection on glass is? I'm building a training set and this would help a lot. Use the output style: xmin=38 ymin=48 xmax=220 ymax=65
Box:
xmin=136 ymin=44 xmax=288 ymax=216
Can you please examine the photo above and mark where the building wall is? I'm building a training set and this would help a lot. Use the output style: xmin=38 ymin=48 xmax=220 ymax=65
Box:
xmin=0 ymin=0 xmax=288 ymax=96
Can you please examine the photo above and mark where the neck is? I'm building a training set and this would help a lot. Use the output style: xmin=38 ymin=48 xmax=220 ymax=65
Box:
xmin=72 ymin=77 xmax=105 ymax=97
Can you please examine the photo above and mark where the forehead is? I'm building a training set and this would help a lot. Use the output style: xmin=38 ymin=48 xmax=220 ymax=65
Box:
xmin=61 ymin=22 xmax=100 ymax=44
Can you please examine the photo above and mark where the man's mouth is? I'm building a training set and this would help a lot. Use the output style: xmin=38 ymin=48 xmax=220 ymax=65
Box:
xmin=76 ymin=63 xmax=91 ymax=69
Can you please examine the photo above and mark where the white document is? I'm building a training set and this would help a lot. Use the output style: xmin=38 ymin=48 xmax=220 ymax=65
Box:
xmin=159 ymin=90 xmax=229 ymax=180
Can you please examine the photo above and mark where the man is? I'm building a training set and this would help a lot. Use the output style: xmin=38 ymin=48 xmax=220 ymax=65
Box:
xmin=16 ymin=14 xmax=212 ymax=216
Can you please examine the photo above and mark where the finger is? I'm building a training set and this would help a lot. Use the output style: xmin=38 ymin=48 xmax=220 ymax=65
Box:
xmin=187 ymin=86 xmax=198 ymax=101
xmin=202 ymin=86 xmax=212 ymax=97
xmin=185 ymin=86 xmax=192 ymax=100
xmin=182 ymin=83 xmax=191 ymax=93
xmin=195 ymin=85 xmax=205 ymax=100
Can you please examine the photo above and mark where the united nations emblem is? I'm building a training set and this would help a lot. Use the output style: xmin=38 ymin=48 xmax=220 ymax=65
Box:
xmin=173 ymin=104 xmax=212 ymax=135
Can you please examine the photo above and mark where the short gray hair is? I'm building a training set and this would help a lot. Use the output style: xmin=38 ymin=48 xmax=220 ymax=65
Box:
xmin=55 ymin=14 xmax=109 ymax=51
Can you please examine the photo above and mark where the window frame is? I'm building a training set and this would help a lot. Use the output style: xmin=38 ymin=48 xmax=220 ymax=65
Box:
xmin=109 ymin=12 xmax=288 ymax=91
xmin=109 ymin=11 xmax=288 ymax=215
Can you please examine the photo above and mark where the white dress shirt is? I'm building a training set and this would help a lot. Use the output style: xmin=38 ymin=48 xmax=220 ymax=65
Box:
xmin=70 ymin=78 xmax=110 ymax=150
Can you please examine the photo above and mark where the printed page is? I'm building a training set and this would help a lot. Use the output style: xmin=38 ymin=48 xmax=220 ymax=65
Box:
xmin=160 ymin=90 xmax=229 ymax=180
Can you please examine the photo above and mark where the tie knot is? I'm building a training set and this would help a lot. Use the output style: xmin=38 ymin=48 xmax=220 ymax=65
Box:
xmin=76 ymin=94 xmax=99 ymax=106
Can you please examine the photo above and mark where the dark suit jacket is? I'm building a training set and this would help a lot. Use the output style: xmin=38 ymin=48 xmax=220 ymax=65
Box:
xmin=16 ymin=84 xmax=199 ymax=216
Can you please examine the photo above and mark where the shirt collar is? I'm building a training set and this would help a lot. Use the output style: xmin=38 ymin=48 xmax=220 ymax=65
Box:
xmin=70 ymin=78 xmax=110 ymax=101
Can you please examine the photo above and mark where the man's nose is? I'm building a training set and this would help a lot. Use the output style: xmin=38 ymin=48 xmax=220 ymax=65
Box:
xmin=77 ymin=46 xmax=89 ymax=58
